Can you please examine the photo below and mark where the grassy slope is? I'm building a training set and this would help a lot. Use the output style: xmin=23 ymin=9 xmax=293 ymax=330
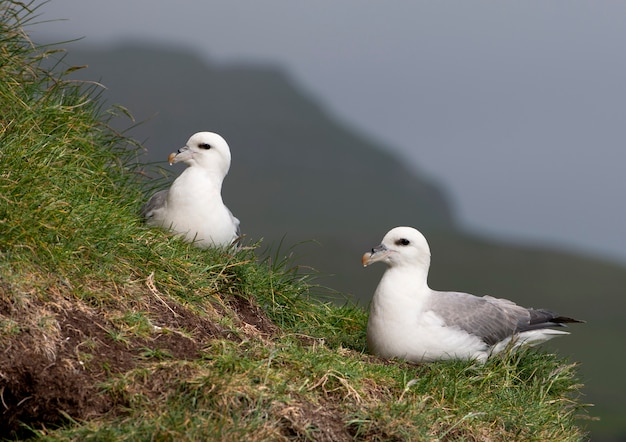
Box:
xmin=1 ymin=2 xmax=587 ymax=440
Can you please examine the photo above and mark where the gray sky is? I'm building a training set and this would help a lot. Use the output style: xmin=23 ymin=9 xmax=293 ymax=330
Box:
xmin=35 ymin=1 xmax=626 ymax=263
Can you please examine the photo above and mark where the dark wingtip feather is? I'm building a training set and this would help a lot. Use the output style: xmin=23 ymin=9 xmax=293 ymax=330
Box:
xmin=518 ymin=309 xmax=585 ymax=332
xmin=553 ymin=316 xmax=585 ymax=325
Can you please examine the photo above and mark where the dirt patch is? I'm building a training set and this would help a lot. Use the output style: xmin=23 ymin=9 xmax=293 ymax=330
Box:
xmin=228 ymin=294 xmax=280 ymax=337
xmin=142 ymin=295 xmax=231 ymax=357
xmin=0 ymin=304 xmax=131 ymax=437
xmin=143 ymin=278 xmax=229 ymax=343
xmin=0 ymin=278 xmax=270 ymax=438
xmin=58 ymin=307 xmax=138 ymax=372
xmin=347 ymin=422 xmax=406 ymax=442
xmin=0 ymin=349 xmax=114 ymax=433
xmin=276 ymin=398 xmax=353 ymax=442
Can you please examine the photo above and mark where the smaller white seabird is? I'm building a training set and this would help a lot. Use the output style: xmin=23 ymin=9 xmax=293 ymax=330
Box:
xmin=362 ymin=226 xmax=583 ymax=363
xmin=141 ymin=132 xmax=240 ymax=248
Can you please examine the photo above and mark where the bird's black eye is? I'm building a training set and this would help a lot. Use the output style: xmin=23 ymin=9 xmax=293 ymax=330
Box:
xmin=199 ymin=143 xmax=212 ymax=149
xmin=395 ymin=238 xmax=410 ymax=246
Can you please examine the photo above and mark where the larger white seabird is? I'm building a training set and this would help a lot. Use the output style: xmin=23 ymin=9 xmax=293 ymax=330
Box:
xmin=362 ymin=226 xmax=582 ymax=363
xmin=141 ymin=132 xmax=240 ymax=248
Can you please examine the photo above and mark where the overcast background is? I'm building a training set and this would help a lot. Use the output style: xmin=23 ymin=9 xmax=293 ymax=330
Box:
xmin=34 ymin=1 xmax=626 ymax=264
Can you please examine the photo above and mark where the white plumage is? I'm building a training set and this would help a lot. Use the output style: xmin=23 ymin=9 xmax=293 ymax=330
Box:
xmin=141 ymin=132 xmax=240 ymax=248
xmin=363 ymin=226 xmax=582 ymax=363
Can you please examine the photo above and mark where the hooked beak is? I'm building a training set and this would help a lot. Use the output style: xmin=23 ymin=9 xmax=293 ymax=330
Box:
xmin=168 ymin=145 xmax=192 ymax=165
xmin=362 ymin=244 xmax=392 ymax=267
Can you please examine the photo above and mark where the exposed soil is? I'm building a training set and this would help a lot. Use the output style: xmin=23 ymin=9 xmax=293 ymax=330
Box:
xmin=228 ymin=293 xmax=280 ymax=337
xmin=0 ymin=278 xmax=280 ymax=438
xmin=276 ymin=398 xmax=353 ymax=442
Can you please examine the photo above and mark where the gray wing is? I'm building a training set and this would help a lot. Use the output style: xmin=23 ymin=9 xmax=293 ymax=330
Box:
xmin=228 ymin=208 xmax=242 ymax=246
xmin=427 ymin=292 xmax=582 ymax=345
xmin=426 ymin=292 xmax=530 ymax=345
xmin=229 ymin=209 xmax=241 ymax=237
xmin=140 ymin=189 xmax=168 ymax=222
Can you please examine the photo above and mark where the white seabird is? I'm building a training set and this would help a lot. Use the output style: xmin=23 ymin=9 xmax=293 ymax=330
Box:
xmin=362 ymin=226 xmax=582 ymax=363
xmin=141 ymin=132 xmax=240 ymax=248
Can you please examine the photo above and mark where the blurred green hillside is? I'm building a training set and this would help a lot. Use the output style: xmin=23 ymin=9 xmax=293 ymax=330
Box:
xmin=58 ymin=43 xmax=624 ymax=440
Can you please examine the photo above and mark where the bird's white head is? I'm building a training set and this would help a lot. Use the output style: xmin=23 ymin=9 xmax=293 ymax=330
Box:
xmin=362 ymin=226 xmax=431 ymax=269
xmin=168 ymin=132 xmax=232 ymax=176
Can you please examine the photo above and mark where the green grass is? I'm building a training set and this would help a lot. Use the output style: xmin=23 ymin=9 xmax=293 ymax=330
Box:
xmin=0 ymin=2 xmax=588 ymax=440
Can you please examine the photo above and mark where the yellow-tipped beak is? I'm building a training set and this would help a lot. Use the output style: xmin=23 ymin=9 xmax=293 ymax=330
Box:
xmin=362 ymin=244 xmax=391 ymax=267
xmin=362 ymin=252 xmax=373 ymax=267
xmin=168 ymin=152 xmax=177 ymax=165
